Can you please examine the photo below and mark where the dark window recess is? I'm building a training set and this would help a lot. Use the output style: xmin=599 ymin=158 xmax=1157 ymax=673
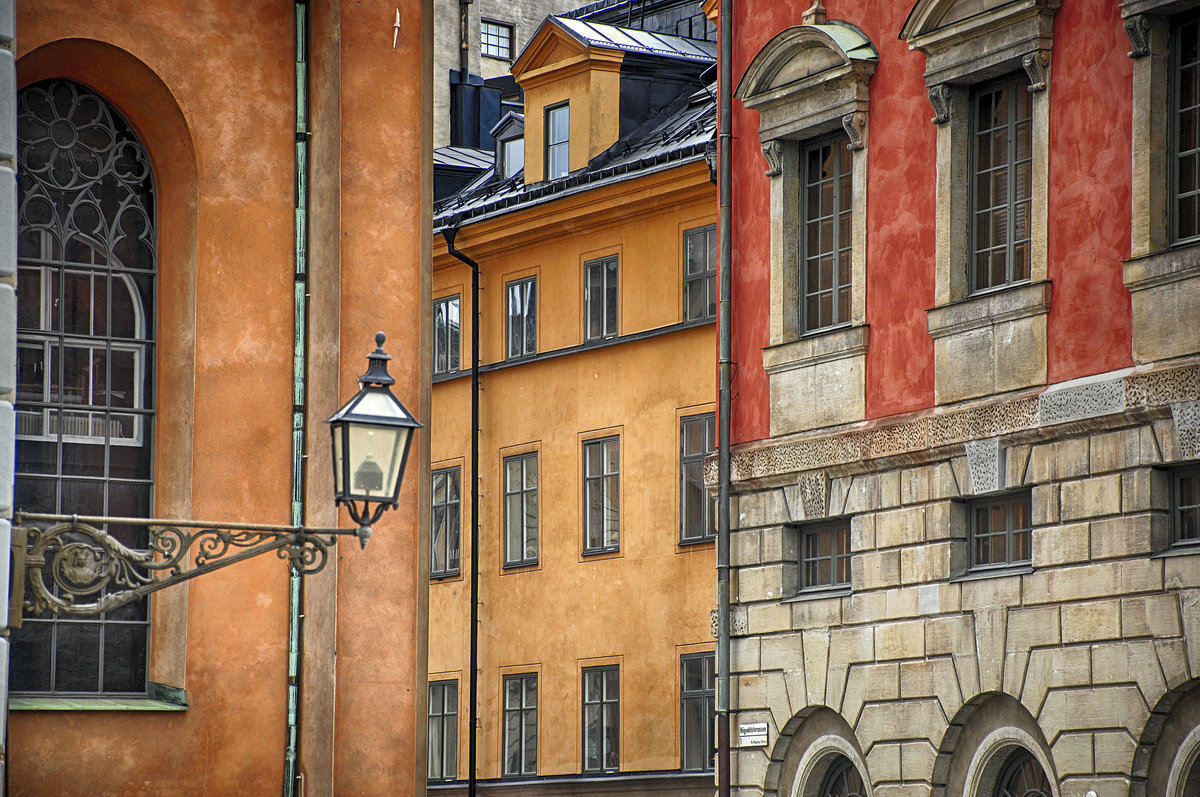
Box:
xmin=503 ymin=673 xmax=538 ymax=777
xmin=802 ymin=136 xmax=853 ymax=332
xmin=11 ymin=79 xmax=157 ymax=697
xmin=680 ymin=413 xmax=715 ymax=543
xmin=582 ymin=665 xmax=619 ymax=773
xmin=584 ymin=255 xmax=618 ymax=341
xmin=504 ymin=452 xmax=539 ymax=566
xmin=1175 ymin=467 xmax=1200 ymax=546
xmin=583 ymin=436 xmax=620 ymax=553
xmin=683 ymin=224 xmax=716 ymax=323
xmin=506 ymin=277 xmax=536 ymax=359
xmin=431 ymin=467 xmax=462 ymax=577
xmin=546 ymin=103 xmax=570 ymax=180
xmin=800 ymin=521 xmax=851 ymax=590
xmin=971 ymin=75 xmax=1032 ymax=292
xmin=680 ymin=652 xmax=715 ymax=772
xmin=428 ymin=680 xmax=459 ymax=781
xmin=434 ymin=295 xmax=461 ymax=376
xmin=819 ymin=756 xmax=867 ymax=797
xmin=1175 ymin=14 xmax=1200 ymax=244
xmin=970 ymin=491 xmax=1032 ymax=569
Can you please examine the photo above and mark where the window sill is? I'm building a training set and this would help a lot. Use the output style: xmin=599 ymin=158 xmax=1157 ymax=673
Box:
xmin=1152 ymin=543 xmax=1200 ymax=559
xmin=951 ymin=563 xmax=1034 ymax=583
xmin=502 ymin=559 xmax=539 ymax=571
xmin=927 ymin=280 xmax=1050 ymax=339
xmin=10 ymin=696 xmax=188 ymax=711
xmin=763 ymin=324 xmax=867 ymax=374
xmin=1123 ymin=242 xmax=1200 ymax=292
xmin=431 ymin=570 xmax=462 ymax=582
xmin=784 ymin=585 xmax=851 ymax=603
xmin=678 ymin=535 xmax=715 ymax=548
xmin=582 ymin=546 xmax=620 ymax=558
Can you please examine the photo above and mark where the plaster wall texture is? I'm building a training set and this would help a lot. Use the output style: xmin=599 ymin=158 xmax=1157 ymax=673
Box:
xmin=8 ymin=1 xmax=431 ymax=795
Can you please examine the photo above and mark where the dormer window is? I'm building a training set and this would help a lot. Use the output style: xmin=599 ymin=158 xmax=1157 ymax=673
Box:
xmin=501 ymin=136 xmax=524 ymax=178
xmin=545 ymin=103 xmax=570 ymax=180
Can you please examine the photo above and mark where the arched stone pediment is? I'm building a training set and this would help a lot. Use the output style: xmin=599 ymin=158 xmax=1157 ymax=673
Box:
xmin=735 ymin=23 xmax=876 ymax=103
xmin=900 ymin=0 xmax=1037 ymax=40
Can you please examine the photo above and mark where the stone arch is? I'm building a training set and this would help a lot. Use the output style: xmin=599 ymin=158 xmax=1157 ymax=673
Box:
xmin=1132 ymin=677 xmax=1200 ymax=797
xmin=16 ymin=38 xmax=198 ymax=690
xmin=766 ymin=707 xmax=871 ymax=797
xmin=931 ymin=692 xmax=1059 ymax=797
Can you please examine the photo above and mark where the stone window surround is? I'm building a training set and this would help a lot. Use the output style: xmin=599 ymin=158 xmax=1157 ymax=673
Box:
xmin=734 ymin=20 xmax=876 ymax=433
xmin=904 ymin=0 xmax=1058 ymax=405
xmin=1123 ymin=1 xmax=1200 ymax=364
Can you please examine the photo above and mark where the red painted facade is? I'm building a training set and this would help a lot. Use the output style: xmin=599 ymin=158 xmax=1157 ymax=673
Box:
xmin=728 ymin=0 xmax=1136 ymax=444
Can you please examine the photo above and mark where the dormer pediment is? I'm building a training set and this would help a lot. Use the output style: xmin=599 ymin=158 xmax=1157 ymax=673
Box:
xmin=513 ymin=27 xmax=590 ymax=79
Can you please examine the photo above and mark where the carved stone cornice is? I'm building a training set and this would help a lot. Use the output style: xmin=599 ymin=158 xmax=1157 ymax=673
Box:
xmin=761 ymin=140 xmax=783 ymax=177
xmin=715 ymin=361 xmax=1200 ymax=486
xmin=842 ymin=111 xmax=866 ymax=150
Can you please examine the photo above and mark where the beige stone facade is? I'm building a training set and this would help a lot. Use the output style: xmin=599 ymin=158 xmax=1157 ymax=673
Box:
xmin=727 ymin=360 xmax=1200 ymax=796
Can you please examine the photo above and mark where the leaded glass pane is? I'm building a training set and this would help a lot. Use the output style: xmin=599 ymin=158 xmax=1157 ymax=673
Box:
xmin=12 ymin=79 xmax=156 ymax=697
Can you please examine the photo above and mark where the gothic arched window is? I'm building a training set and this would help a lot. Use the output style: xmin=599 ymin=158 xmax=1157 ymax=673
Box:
xmin=994 ymin=750 xmax=1051 ymax=797
xmin=10 ymin=79 xmax=156 ymax=695
xmin=819 ymin=756 xmax=867 ymax=797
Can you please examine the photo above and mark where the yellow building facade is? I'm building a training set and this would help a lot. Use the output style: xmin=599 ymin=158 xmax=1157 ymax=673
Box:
xmin=428 ymin=16 xmax=718 ymax=795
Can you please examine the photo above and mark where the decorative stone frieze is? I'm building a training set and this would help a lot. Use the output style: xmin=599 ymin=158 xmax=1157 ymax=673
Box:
xmin=716 ymin=362 xmax=1200 ymax=485
xmin=1173 ymin=400 xmax=1200 ymax=460
xmin=1039 ymin=373 xmax=1127 ymax=426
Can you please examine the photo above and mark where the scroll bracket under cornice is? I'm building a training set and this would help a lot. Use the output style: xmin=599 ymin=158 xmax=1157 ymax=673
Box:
xmin=1125 ymin=14 xmax=1151 ymax=58
xmin=762 ymin=139 xmax=783 ymax=177
xmin=928 ymin=84 xmax=952 ymax=125
xmin=842 ymin=111 xmax=866 ymax=150
xmin=1022 ymin=50 xmax=1050 ymax=92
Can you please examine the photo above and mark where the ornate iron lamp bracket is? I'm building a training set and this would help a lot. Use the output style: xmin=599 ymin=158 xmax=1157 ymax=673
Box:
xmin=8 ymin=512 xmax=360 ymax=625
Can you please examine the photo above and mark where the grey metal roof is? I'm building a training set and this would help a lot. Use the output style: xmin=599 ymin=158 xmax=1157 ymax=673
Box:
xmin=534 ymin=16 xmax=716 ymax=64
xmin=434 ymin=84 xmax=714 ymax=231
xmin=433 ymin=146 xmax=494 ymax=170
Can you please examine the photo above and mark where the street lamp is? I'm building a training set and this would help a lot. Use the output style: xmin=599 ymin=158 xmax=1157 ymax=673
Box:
xmin=327 ymin=332 xmax=421 ymax=549
xmin=8 ymin=333 xmax=421 ymax=625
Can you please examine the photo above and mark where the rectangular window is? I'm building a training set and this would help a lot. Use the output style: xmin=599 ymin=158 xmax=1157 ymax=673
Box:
xmin=506 ymin=277 xmax=537 ymax=359
xmin=970 ymin=491 xmax=1032 ymax=570
xmin=582 ymin=666 xmax=619 ymax=774
xmin=431 ymin=467 xmax=461 ymax=578
xmin=802 ymin=136 xmax=853 ymax=332
xmin=680 ymin=413 xmax=716 ymax=543
xmin=546 ymin=103 xmax=570 ymax=180
xmin=971 ymin=76 xmax=1032 ymax=292
xmin=504 ymin=452 xmax=539 ymax=566
xmin=434 ymin=295 xmax=461 ymax=376
xmin=1174 ymin=467 xmax=1200 ymax=546
xmin=1174 ymin=15 xmax=1200 ymax=243
xmin=584 ymin=255 xmax=618 ymax=341
xmin=800 ymin=520 xmax=851 ymax=590
xmin=481 ymin=20 xmax=514 ymax=60
xmin=583 ymin=436 xmax=619 ymax=553
xmin=501 ymin=136 xmax=524 ymax=179
xmin=683 ymin=224 xmax=717 ymax=323
xmin=503 ymin=673 xmax=538 ymax=777
xmin=428 ymin=680 xmax=459 ymax=782
xmin=680 ymin=652 xmax=715 ymax=772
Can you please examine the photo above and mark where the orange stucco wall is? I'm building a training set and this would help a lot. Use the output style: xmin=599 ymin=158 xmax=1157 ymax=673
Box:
xmin=9 ymin=1 xmax=430 ymax=795
xmin=430 ymin=163 xmax=716 ymax=779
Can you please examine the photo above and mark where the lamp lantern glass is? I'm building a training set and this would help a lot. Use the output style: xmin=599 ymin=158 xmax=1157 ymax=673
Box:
xmin=327 ymin=333 xmax=421 ymax=542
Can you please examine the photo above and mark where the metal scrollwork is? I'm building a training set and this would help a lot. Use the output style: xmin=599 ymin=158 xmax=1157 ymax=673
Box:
xmin=16 ymin=513 xmax=351 ymax=618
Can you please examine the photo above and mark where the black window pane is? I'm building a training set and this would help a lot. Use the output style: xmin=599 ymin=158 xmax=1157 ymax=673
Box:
xmin=102 ymin=622 xmax=149 ymax=692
